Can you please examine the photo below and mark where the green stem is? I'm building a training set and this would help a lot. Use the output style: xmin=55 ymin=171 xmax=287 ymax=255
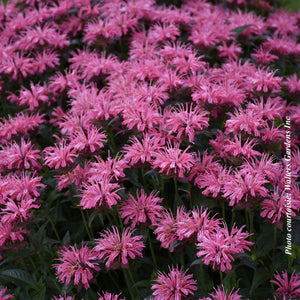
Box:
xmin=230 ymin=209 xmax=235 ymax=229
xmin=49 ymin=218 xmax=61 ymax=241
xmin=219 ymin=269 xmax=223 ymax=285
xmin=109 ymin=271 xmax=121 ymax=291
xmin=221 ymin=201 xmax=225 ymax=221
xmin=248 ymin=208 xmax=254 ymax=241
xmin=29 ymin=256 xmax=39 ymax=274
xmin=173 ymin=177 xmax=179 ymax=212
xmin=123 ymin=268 xmax=135 ymax=299
xmin=37 ymin=252 xmax=61 ymax=291
xmin=200 ymin=264 xmax=205 ymax=293
xmin=80 ymin=209 xmax=93 ymax=240
xmin=127 ymin=268 xmax=135 ymax=286
xmin=245 ymin=209 xmax=249 ymax=233
xmin=148 ymin=231 xmax=157 ymax=268
xmin=272 ymin=226 xmax=277 ymax=272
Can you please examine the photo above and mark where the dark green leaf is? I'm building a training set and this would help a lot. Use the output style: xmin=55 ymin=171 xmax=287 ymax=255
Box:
xmin=0 ymin=269 xmax=35 ymax=288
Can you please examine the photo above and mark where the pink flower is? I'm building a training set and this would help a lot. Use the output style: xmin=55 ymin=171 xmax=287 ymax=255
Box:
xmin=151 ymin=266 xmax=197 ymax=300
xmin=43 ymin=141 xmax=78 ymax=170
xmin=271 ymin=270 xmax=300 ymax=300
xmin=1 ymin=197 xmax=39 ymax=224
xmin=152 ymin=144 xmax=195 ymax=178
xmin=200 ymin=285 xmax=242 ymax=300
xmin=0 ymin=138 xmax=41 ymax=172
xmin=94 ymin=226 xmax=144 ymax=269
xmin=79 ymin=176 xmax=122 ymax=210
xmin=8 ymin=82 xmax=50 ymax=111
xmin=0 ymin=112 xmax=45 ymax=143
xmin=176 ymin=207 xmax=219 ymax=242
xmin=89 ymin=154 xmax=127 ymax=182
xmin=52 ymin=295 xmax=74 ymax=300
xmin=154 ymin=209 xmax=178 ymax=252
xmin=252 ymin=46 xmax=278 ymax=64
xmin=97 ymin=292 xmax=125 ymax=300
xmin=197 ymin=223 xmax=253 ymax=272
xmin=69 ymin=126 xmax=107 ymax=154
xmin=164 ymin=104 xmax=209 ymax=143
xmin=148 ymin=23 xmax=180 ymax=44
xmin=217 ymin=41 xmax=242 ymax=60
xmin=56 ymin=163 xmax=91 ymax=191
xmin=223 ymin=169 xmax=268 ymax=206
xmin=2 ymin=172 xmax=44 ymax=201
xmin=0 ymin=287 xmax=14 ymax=300
xmin=54 ymin=243 xmax=100 ymax=290
xmin=0 ymin=221 xmax=26 ymax=248
xmin=119 ymin=189 xmax=163 ymax=228
xmin=123 ymin=133 xmax=163 ymax=166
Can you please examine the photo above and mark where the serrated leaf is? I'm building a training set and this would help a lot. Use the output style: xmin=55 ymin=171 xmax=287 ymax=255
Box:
xmin=0 ymin=269 xmax=35 ymax=288
xmin=132 ymin=280 xmax=150 ymax=289
xmin=235 ymin=253 xmax=256 ymax=270
xmin=250 ymin=268 xmax=269 ymax=294
xmin=230 ymin=24 xmax=253 ymax=38
xmin=189 ymin=259 xmax=203 ymax=267
xmin=169 ymin=240 xmax=181 ymax=251
xmin=62 ymin=231 xmax=71 ymax=244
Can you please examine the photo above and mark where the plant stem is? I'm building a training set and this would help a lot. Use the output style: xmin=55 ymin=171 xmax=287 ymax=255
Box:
xmin=221 ymin=201 xmax=225 ymax=221
xmin=248 ymin=208 xmax=254 ymax=241
xmin=148 ymin=231 xmax=157 ymax=268
xmin=230 ymin=209 xmax=235 ymax=229
xmin=173 ymin=177 xmax=179 ymax=212
xmin=109 ymin=271 xmax=121 ymax=291
xmin=122 ymin=268 xmax=135 ymax=299
xmin=219 ymin=269 xmax=223 ymax=285
xmin=49 ymin=217 xmax=61 ymax=241
xmin=272 ymin=226 xmax=277 ymax=272
xmin=80 ymin=209 xmax=93 ymax=240
xmin=200 ymin=264 xmax=205 ymax=292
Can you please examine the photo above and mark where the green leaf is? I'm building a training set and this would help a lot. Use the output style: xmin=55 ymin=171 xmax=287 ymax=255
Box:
xmin=250 ymin=268 xmax=270 ymax=295
xmin=132 ymin=280 xmax=150 ymax=289
xmin=235 ymin=253 xmax=256 ymax=270
xmin=230 ymin=24 xmax=253 ymax=38
xmin=0 ymin=269 xmax=35 ymax=288
xmin=189 ymin=259 xmax=203 ymax=267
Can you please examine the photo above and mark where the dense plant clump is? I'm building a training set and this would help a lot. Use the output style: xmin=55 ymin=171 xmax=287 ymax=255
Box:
xmin=0 ymin=0 xmax=299 ymax=299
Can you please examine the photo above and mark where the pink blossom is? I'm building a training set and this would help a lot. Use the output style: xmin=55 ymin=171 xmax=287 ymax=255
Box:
xmin=123 ymin=133 xmax=163 ymax=166
xmin=164 ymin=104 xmax=209 ymax=143
xmin=120 ymin=189 xmax=163 ymax=228
xmin=154 ymin=209 xmax=178 ymax=252
xmin=79 ymin=176 xmax=122 ymax=210
xmin=94 ymin=226 xmax=144 ymax=269
xmin=0 ymin=138 xmax=41 ymax=172
xmin=151 ymin=266 xmax=197 ymax=300
xmin=200 ymin=285 xmax=242 ymax=300
xmin=152 ymin=144 xmax=195 ymax=178
xmin=97 ymin=292 xmax=125 ymax=300
xmin=197 ymin=223 xmax=253 ymax=272
xmin=54 ymin=243 xmax=100 ymax=289
xmin=43 ymin=141 xmax=78 ymax=170
xmin=271 ymin=270 xmax=300 ymax=300
xmin=0 ymin=287 xmax=14 ymax=300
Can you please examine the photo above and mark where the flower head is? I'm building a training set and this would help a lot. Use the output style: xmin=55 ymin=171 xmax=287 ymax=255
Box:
xmin=94 ymin=226 xmax=144 ymax=269
xmin=97 ymin=292 xmax=125 ymax=300
xmin=119 ymin=189 xmax=163 ymax=228
xmin=151 ymin=266 xmax=197 ymax=300
xmin=271 ymin=270 xmax=300 ymax=300
xmin=197 ymin=223 xmax=253 ymax=272
xmin=200 ymin=285 xmax=242 ymax=300
xmin=53 ymin=243 xmax=100 ymax=289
